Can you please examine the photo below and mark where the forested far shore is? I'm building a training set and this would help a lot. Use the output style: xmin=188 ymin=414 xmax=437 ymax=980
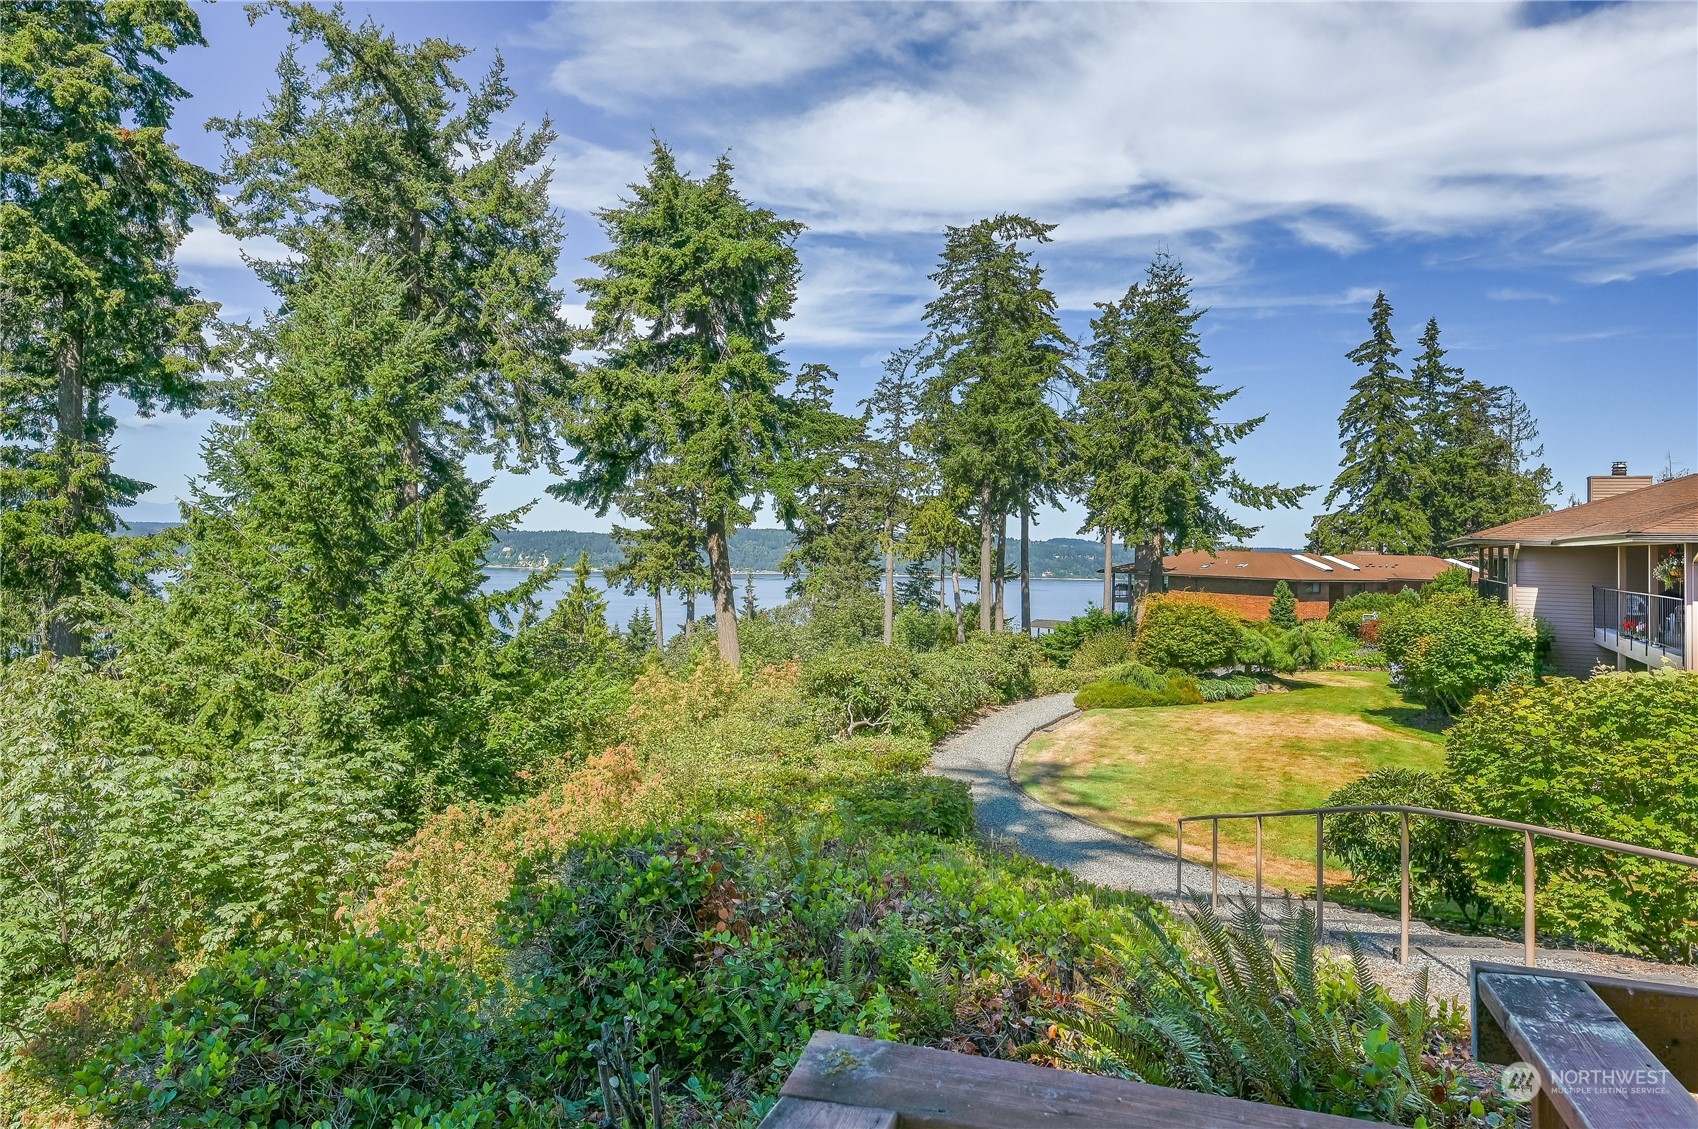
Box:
xmin=123 ymin=522 xmax=1158 ymax=579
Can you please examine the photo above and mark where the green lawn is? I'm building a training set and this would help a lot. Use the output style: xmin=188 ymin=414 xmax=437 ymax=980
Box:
xmin=1016 ymin=671 xmax=1446 ymax=890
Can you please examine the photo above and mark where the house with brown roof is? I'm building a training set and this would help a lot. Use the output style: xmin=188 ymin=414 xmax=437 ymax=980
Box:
xmin=1110 ymin=549 xmax=1456 ymax=621
xmin=1455 ymin=464 xmax=1696 ymax=677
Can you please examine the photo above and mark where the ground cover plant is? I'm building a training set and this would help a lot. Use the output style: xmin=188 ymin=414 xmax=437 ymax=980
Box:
xmin=1023 ymin=671 xmax=1446 ymax=889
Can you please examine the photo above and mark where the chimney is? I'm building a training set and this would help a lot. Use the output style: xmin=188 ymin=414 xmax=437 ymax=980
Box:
xmin=1587 ymin=462 xmax=1654 ymax=503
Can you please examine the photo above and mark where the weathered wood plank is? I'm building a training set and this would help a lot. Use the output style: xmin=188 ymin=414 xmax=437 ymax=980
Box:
xmin=759 ymin=1096 xmax=899 ymax=1129
xmin=1477 ymin=971 xmax=1698 ymax=1129
xmin=779 ymin=1031 xmax=1369 ymax=1128
xmin=1471 ymin=959 xmax=1698 ymax=1093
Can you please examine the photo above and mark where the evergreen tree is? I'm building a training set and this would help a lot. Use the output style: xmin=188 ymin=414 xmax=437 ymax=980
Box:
xmin=605 ymin=462 xmax=710 ymax=646
xmin=624 ymin=604 xmax=656 ymax=653
xmin=559 ymin=142 xmax=805 ymax=667
xmin=898 ymin=560 xmax=940 ymax=612
xmin=775 ymin=363 xmax=879 ymax=602
xmin=1071 ymin=254 xmax=1308 ymax=615
xmin=0 ymin=0 xmax=216 ymax=656
xmin=211 ymin=2 xmax=571 ymax=497
xmin=122 ymin=256 xmax=516 ymax=817
xmin=1310 ymin=292 xmax=1429 ymax=554
xmin=1269 ymin=580 xmax=1299 ymax=630
xmin=741 ymin=571 xmax=759 ymax=619
xmin=863 ymin=345 xmax=928 ymax=642
xmin=919 ymin=215 xmax=1070 ymax=634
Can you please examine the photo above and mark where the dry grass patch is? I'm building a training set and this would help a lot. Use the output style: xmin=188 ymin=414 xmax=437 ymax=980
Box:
xmin=1018 ymin=672 xmax=1444 ymax=891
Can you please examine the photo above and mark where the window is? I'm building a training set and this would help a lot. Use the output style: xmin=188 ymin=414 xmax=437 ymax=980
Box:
xmin=1306 ymin=582 xmax=1321 ymax=594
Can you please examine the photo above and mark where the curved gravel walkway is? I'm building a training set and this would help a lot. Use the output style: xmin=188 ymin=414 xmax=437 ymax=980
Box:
xmin=932 ymin=694 xmax=1698 ymax=1003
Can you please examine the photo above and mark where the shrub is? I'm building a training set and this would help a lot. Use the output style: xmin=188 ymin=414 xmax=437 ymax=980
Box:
xmin=1379 ymin=592 xmax=1536 ymax=713
xmin=1196 ymin=674 xmax=1259 ymax=702
xmin=77 ymin=931 xmax=506 ymax=1129
xmin=1033 ymin=664 xmax=1089 ymax=695
xmin=893 ymin=605 xmax=954 ymax=652
xmin=1446 ymin=671 xmax=1698 ymax=960
xmin=1423 ymin=567 xmax=1474 ymax=596
xmin=1326 ymin=589 xmax=1419 ymax=639
xmin=1284 ymin=620 xmax=1349 ymax=671
xmin=838 ymin=776 xmax=974 ymax=838
xmin=1268 ymin=581 xmax=1298 ymax=629
xmin=801 ymin=645 xmax=931 ymax=738
xmin=1133 ymin=598 xmax=1240 ymax=673
xmin=1074 ymin=673 xmax=1203 ymax=710
xmin=1069 ymin=626 xmax=1138 ymax=671
xmin=1323 ymin=769 xmax=1488 ymax=923
xmin=1235 ymin=621 xmax=1294 ymax=673
xmin=1036 ymin=607 xmax=1131 ymax=667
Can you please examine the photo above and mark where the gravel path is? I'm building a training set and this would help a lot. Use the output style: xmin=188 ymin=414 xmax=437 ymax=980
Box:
xmin=932 ymin=694 xmax=1698 ymax=1004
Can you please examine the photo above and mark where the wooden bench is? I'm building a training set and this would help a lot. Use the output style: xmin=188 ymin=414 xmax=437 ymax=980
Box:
xmin=1473 ymin=966 xmax=1698 ymax=1129
xmin=762 ymin=1031 xmax=1376 ymax=1128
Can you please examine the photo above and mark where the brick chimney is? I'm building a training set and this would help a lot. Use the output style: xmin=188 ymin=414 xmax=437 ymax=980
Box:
xmin=1587 ymin=461 xmax=1654 ymax=503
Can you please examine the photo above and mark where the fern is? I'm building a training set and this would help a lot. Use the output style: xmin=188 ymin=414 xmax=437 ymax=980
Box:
xmin=1047 ymin=895 xmax=1491 ymax=1126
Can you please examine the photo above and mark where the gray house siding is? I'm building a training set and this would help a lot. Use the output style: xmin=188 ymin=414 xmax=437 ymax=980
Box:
xmin=1508 ymin=546 xmax=1616 ymax=678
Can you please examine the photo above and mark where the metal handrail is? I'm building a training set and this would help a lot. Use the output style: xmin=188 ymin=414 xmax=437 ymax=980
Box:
xmin=1175 ymin=804 xmax=1698 ymax=968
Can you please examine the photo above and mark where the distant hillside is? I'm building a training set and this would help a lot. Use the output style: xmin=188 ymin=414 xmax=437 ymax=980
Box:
xmin=118 ymin=523 xmax=1291 ymax=580
xmin=489 ymin=528 xmax=795 ymax=573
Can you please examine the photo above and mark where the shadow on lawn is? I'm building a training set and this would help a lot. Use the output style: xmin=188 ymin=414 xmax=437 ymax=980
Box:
xmin=1363 ymin=702 xmax=1452 ymax=736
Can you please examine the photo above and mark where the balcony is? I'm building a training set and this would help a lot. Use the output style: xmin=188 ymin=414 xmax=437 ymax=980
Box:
xmin=1594 ymin=586 xmax=1686 ymax=667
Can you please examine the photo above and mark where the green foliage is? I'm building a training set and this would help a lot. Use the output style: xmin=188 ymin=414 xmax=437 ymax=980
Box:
xmin=1067 ymin=254 xmax=1309 ymax=579
xmin=1036 ymin=606 xmax=1132 ymax=667
xmin=1423 ymin=567 xmax=1474 ymax=596
xmin=893 ymin=604 xmax=953 ymax=652
xmin=1070 ymin=625 xmax=1139 ymax=670
xmin=1379 ymin=592 xmax=1536 ymax=714
xmin=1133 ymin=598 xmax=1240 ymax=673
xmin=558 ymin=140 xmax=818 ymax=666
xmin=1269 ymin=581 xmax=1299 ymax=630
xmin=1284 ymin=620 xmax=1350 ymax=672
xmin=837 ymin=776 xmax=974 ymax=839
xmin=0 ymin=659 xmax=396 ymax=1055
xmin=1447 ymin=672 xmax=1698 ymax=960
xmin=75 ymin=929 xmax=524 ymax=1129
xmin=1074 ymin=673 xmax=1203 ymax=710
xmin=800 ymin=636 xmax=1039 ymax=740
xmin=1196 ymin=674 xmax=1260 ymax=702
xmin=0 ymin=0 xmax=216 ymax=657
xmin=1327 ymin=589 xmax=1419 ymax=638
xmin=1323 ymin=770 xmax=1488 ymax=923
xmin=1309 ymin=293 xmax=1430 ymax=555
xmin=212 ymin=0 xmax=571 ymax=473
xmin=1056 ymin=901 xmax=1496 ymax=1125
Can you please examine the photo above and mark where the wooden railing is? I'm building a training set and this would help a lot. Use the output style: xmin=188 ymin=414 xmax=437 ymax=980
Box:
xmin=1175 ymin=805 xmax=1698 ymax=966
xmin=761 ymin=1031 xmax=1372 ymax=1128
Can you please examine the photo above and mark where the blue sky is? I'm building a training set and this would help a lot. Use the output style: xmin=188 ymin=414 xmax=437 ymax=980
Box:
xmin=123 ymin=1 xmax=1697 ymax=547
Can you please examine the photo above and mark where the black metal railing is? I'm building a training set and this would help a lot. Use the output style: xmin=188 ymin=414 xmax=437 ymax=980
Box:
xmin=1594 ymin=585 xmax=1685 ymax=661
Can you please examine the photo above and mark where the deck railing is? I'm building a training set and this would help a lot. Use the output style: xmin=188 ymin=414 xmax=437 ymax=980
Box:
xmin=1175 ymin=805 xmax=1698 ymax=967
xmin=1593 ymin=585 xmax=1684 ymax=662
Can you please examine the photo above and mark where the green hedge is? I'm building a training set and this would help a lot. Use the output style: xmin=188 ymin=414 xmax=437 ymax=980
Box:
xmin=1133 ymin=599 xmax=1239 ymax=673
xmin=1380 ymin=592 xmax=1535 ymax=714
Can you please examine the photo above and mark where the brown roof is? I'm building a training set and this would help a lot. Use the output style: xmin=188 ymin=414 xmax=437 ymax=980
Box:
xmin=1459 ymin=474 xmax=1698 ymax=546
xmin=1113 ymin=549 xmax=1455 ymax=583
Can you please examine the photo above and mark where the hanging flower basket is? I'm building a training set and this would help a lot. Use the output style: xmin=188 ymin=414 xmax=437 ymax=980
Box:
xmin=1653 ymin=550 xmax=1685 ymax=592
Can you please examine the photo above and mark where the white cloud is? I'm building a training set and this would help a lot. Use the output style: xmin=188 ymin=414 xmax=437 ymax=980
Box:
xmin=176 ymin=220 xmax=292 ymax=268
xmin=1487 ymin=287 xmax=1560 ymax=303
xmin=546 ymin=138 xmax=651 ymax=215
xmin=539 ymin=2 xmax=1695 ymax=277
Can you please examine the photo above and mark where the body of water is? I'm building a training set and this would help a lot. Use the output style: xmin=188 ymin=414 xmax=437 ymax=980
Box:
xmin=482 ymin=569 xmax=1110 ymax=641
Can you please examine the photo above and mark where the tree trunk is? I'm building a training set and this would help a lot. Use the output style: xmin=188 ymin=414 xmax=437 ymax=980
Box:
xmin=883 ymin=516 xmax=895 ymax=645
xmin=978 ymin=485 xmax=993 ymax=634
xmin=994 ymin=512 xmax=1006 ymax=633
xmin=1103 ymin=528 xmax=1114 ymax=614
xmin=937 ymin=551 xmax=947 ymax=615
xmin=653 ymin=588 xmax=664 ymax=650
xmin=48 ymin=326 xmax=87 ymax=658
xmin=1133 ymin=532 xmax=1166 ymax=625
xmin=705 ymin=513 xmax=740 ymax=666
xmin=401 ymin=420 xmax=424 ymax=508
xmin=1020 ymin=504 xmax=1031 ymax=636
xmin=951 ymin=548 xmax=964 ymax=643
xmin=685 ymin=590 xmax=696 ymax=633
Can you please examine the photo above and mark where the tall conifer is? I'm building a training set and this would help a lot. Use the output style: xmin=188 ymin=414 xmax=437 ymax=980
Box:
xmin=1310 ymin=292 xmax=1429 ymax=554
xmin=0 ymin=0 xmax=216 ymax=656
